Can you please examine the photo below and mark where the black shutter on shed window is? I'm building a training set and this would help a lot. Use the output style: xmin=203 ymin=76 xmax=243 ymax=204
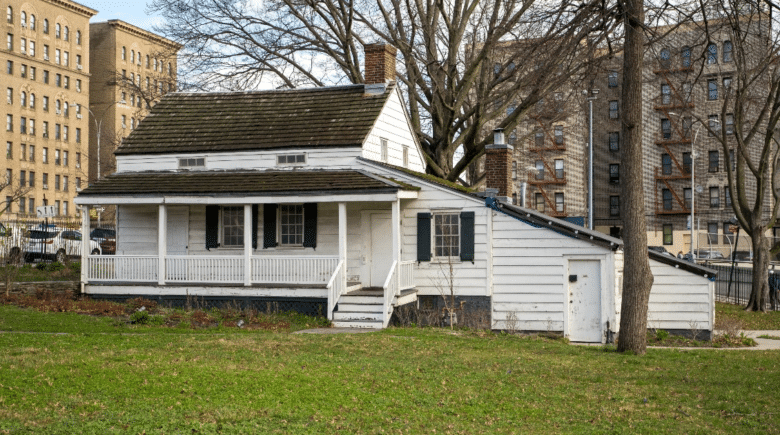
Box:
xmin=303 ymin=203 xmax=317 ymax=249
xmin=417 ymin=213 xmax=432 ymax=262
xmin=205 ymin=205 xmax=220 ymax=250
xmin=460 ymin=211 xmax=475 ymax=263
xmin=263 ymin=204 xmax=278 ymax=248
xmin=252 ymin=204 xmax=259 ymax=250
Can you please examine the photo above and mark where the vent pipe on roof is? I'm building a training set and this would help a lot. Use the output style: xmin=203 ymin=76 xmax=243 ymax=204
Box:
xmin=484 ymin=128 xmax=514 ymax=204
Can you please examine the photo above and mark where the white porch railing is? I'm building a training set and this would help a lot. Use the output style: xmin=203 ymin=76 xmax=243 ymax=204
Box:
xmin=86 ymin=255 xmax=158 ymax=282
xmin=166 ymin=256 xmax=244 ymax=283
xmin=399 ymin=260 xmax=416 ymax=291
xmin=326 ymin=260 xmax=347 ymax=320
xmin=382 ymin=261 xmax=399 ymax=328
xmin=252 ymin=256 xmax=338 ymax=284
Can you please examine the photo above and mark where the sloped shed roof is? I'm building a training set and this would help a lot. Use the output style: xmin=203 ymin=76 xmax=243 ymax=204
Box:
xmin=116 ymin=84 xmax=394 ymax=155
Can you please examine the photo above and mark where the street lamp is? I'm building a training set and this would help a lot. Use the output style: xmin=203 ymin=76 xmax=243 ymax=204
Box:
xmin=585 ymin=89 xmax=599 ymax=230
xmin=70 ymin=102 xmax=115 ymax=181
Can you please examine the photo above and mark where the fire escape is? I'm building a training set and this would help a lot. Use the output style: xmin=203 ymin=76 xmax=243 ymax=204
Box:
xmin=527 ymin=99 xmax=567 ymax=217
xmin=653 ymin=52 xmax=695 ymax=215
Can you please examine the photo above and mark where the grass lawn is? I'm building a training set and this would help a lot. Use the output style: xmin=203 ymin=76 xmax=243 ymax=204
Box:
xmin=716 ymin=302 xmax=780 ymax=330
xmin=1 ymin=306 xmax=779 ymax=434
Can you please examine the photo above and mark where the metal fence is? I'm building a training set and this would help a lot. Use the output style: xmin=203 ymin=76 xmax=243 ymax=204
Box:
xmin=0 ymin=217 xmax=115 ymax=264
xmin=710 ymin=264 xmax=780 ymax=310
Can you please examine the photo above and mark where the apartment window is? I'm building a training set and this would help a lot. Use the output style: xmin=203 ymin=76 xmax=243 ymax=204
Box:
xmin=535 ymin=160 xmax=544 ymax=179
xmin=6 ymin=87 xmax=11 ymax=104
xmin=663 ymin=189 xmax=672 ymax=210
xmin=29 ymin=146 xmax=34 ymax=162
xmin=508 ymin=130 xmax=517 ymax=145
xmin=43 ymin=44 xmax=49 ymax=60
xmin=511 ymin=161 xmax=517 ymax=180
xmin=709 ymin=115 xmax=718 ymax=135
xmin=55 ymin=149 xmax=60 ymax=165
xmin=28 ymin=198 xmax=34 ymax=214
xmin=659 ymin=48 xmax=671 ymax=69
xmin=28 ymin=119 xmax=34 ymax=135
xmin=76 ymin=152 xmax=81 ymax=168
xmin=708 ymin=222 xmax=718 ymax=244
xmin=723 ymin=40 xmax=733 ymax=63
xmin=55 ymin=99 xmax=61 ymax=114
xmin=6 ymin=60 xmax=12 ymax=74
xmin=55 ymin=74 xmax=61 ymax=87
xmin=6 ymin=33 xmax=11 ymax=51
xmin=43 ymin=19 xmax=48 ymax=34
xmin=63 ymin=102 xmax=69 ymax=117
xmin=54 ymin=200 xmax=59 ymax=215
xmin=63 ymin=26 xmax=69 ymax=41
xmin=682 ymin=152 xmax=692 ymax=174
xmin=63 ymin=150 xmax=68 ymax=166
xmin=28 ymin=41 xmax=34 ymax=57
xmin=403 ymin=146 xmax=409 ymax=168
xmin=121 ymin=115 xmax=126 ymax=129
xmin=21 ymin=12 xmax=26 ymax=27
xmin=43 ymin=70 xmax=48 ymax=84
xmin=709 ymin=150 xmax=719 ymax=172
xmin=42 ymin=121 xmax=47 ymax=138
xmin=609 ymin=132 xmax=619 ymax=151
xmin=20 ymin=37 xmax=25 ymax=54
xmin=555 ymin=159 xmax=564 ymax=179
xmin=708 ymin=79 xmax=718 ymax=100
xmin=608 ymin=70 xmax=618 ymax=88
xmin=63 ymin=176 xmax=68 ymax=192
xmin=609 ymin=100 xmax=618 ymax=119
xmin=730 ymin=149 xmax=736 ymax=171
xmin=19 ymin=116 xmax=26 ymax=134
xmin=725 ymin=186 xmax=732 ymax=207
xmin=723 ymin=76 xmax=732 ymax=91
xmin=28 ymin=93 xmax=34 ymax=108
xmin=553 ymin=126 xmax=564 ymax=145
xmin=706 ymin=42 xmax=718 ymax=64
xmin=535 ymin=193 xmax=545 ymax=212
xmin=20 ymin=64 xmax=26 ymax=78
xmin=661 ymin=84 xmax=671 ymax=105
xmin=555 ymin=193 xmax=564 ymax=213
xmin=63 ymin=126 xmax=68 ymax=141
xmin=725 ymin=113 xmax=734 ymax=135
xmin=42 ymin=173 xmax=47 ymax=188
xmin=54 ymin=124 xmax=60 ymax=140
xmin=535 ymin=129 xmax=544 ymax=146
xmin=681 ymin=46 xmax=691 ymax=68
xmin=63 ymin=51 xmax=68 ymax=67
xmin=280 ymin=204 xmax=305 ymax=247
xmin=42 ymin=147 xmax=48 ymax=163
xmin=76 ymin=177 xmax=81 ymax=189
xmin=122 ymin=46 xmax=126 ymax=61
xmin=76 ymin=30 xmax=81 ymax=45
xmin=661 ymin=118 xmax=671 ymax=139
xmin=662 ymin=224 xmax=673 ymax=245
xmin=684 ymin=188 xmax=692 ymax=210
xmin=55 ymin=49 xmax=60 ymax=64
xmin=6 ymin=114 xmax=11 ymax=131
xmin=131 ymin=50 xmax=135 ymax=63
xmin=63 ymin=76 xmax=69 ymax=89
xmin=54 ymin=175 xmax=60 ymax=190
xmin=20 ymin=143 xmax=25 ymax=160
xmin=609 ymin=164 xmax=619 ymax=184
xmin=724 ymin=222 xmax=734 ymax=245
xmin=4 ymin=169 xmax=10 ymax=182
xmin=5 ymin=141 xmax=10 ymax=158
xmin=76 ymin=79 xmax=81 ymax=93
xmin=708 ymin=186 xmax=720 ymax=208
xmin=18 ymin=197 xmax=25 ymax=214
xmin=6 ymin=6 xmax=11 ymax=23
xmin=130 ymin=118 xmax=135 ymax=129
xmin=608 ymin=196 xmax=620 ymax=217
xmin=4 ymin=196 xmax=11 ymax=214
xmin=75 ymin=128 xmax=80 ymax=143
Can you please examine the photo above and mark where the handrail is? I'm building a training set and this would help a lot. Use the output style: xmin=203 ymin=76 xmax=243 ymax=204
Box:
xmin=382 ymin=261 xmax=398 ymax=328
xmin=326 ymin=260 xmax=346 ymax=321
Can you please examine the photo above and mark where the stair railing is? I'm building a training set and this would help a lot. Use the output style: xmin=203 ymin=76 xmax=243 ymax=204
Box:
xmin=326 ymin=260 xmax=346 ymax=320
xmin=382 ymin=261 xmax=399 ymax=328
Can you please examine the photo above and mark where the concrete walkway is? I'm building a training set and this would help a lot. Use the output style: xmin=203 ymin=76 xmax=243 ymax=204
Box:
xmin=740 ymin=330 xmax=780 ymax=350
xmin=293 ymin=327 xmax=380 ymax=335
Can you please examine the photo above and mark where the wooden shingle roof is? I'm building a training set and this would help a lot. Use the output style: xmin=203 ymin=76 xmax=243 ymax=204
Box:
xmin=78 ymin=170 xmax=411 ymax=197
xmin=116 ymin=84 xmax=394 ymax=155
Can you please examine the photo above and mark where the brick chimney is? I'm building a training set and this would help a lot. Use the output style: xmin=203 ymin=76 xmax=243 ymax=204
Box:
xmin=485 ymin=128 xmax=514 ymax=203
xmin=364 ymin=43 xmax=397 ymax=93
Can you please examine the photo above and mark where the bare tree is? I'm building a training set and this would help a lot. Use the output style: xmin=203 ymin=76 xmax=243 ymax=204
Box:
xmin=148 ymin=0 xmax=617 ymax=182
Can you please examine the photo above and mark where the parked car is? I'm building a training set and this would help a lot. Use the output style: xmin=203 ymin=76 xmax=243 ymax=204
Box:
xmin=16 ymin=228 xmax=102 ymax=263
xmin=90 ymin=228 xmax=116 ymax=255
xmin=648 ymin=246 xmax=674 ymax=256
xmin=694 ymin=249 xmax=725 ymax=260
xmin=733 ymin=250 xmax=754 ymax=262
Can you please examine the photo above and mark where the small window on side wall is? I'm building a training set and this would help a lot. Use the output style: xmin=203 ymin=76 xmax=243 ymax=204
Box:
xmin=277 ymin=153 xmax=306 ymax=165
xmin=179 ymin=157 xmax=205 ymax=168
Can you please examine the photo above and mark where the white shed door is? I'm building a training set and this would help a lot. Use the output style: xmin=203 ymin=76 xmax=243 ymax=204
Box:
xmin=166 ymin=207 xmax=189 ymax=255
xmin=568 ymin=259 xmax=602 ymax=342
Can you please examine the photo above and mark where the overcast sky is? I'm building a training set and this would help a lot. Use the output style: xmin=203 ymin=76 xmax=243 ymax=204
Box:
xmin=84 ymin=1 xmax=163 ymax=33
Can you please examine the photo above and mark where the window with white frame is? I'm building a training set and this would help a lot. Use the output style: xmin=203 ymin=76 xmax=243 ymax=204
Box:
xmin=433 ymin=213 xmax=460 ymax=258
xmin=221 ymin=206 xmax=244 ymax=247
xmin=280 ymin=204 xmax=304 ymax=246
xmin=380 ymin=137 xmax=388 ymax=162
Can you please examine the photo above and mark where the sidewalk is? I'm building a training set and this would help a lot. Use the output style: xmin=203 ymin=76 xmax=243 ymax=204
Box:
xmin=740 ymin=330 xmax=780 ymax=350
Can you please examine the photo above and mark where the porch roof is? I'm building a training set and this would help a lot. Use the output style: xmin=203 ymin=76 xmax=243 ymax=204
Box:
xmin=76 ymin=169 xmax=418 ymax=204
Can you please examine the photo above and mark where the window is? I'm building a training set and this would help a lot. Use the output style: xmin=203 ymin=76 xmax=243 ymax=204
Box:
xmin=63 ymin=26 xmax=68 ymax=41
xmin=76 ymin=177 xmax=81 ymax=188
xmin=43 ymin=70 xmax=48 ymax=84
xmin=681 ymin=46 xmax=691 ymax=68
xmin=121 ymin=115 xmax=126 ymax=129
xmin=730 ymin=149 xmax=736 ymax=171
xmin=55 ymin=149 xmax=60 ymax=165
xmin=609 ymin=132 xmax=619 ymax=151
xmin=725 ymin=186 xmax=732 ymax=207
xmin=403 ymin=146 xmax=409 ymax=168
xmin=380 ymin=138 xmax=388 ymax=162
xmin=6 ymin=6 xmax=11 ymax=23
xmin=62 ymin=176 xmax=68 ymax=191
xmin=131 ymin=50 xmax=135 ymax=63
xmin=709 ymin=150 xmax=719 ymax=172
xmin=30 ymin=15 xmax=35 ymax=30
xmin=19 ymin=116 xmax=26 ymax=134
xmin=41 ymin=121 xmax=47 ymax=138
xmin=28 ymin=41 xmax=34 ymax=57
xmin=684 ymin=188 xmax=692 ymax=210
xmin=76 ymin=79 xmax=81 ymax=92
xmin=535 ymin=160 xmax=544 ymax=179
xmin=20 ymin=143 xmax=25 ymax=160
xmin=723 ymin=40 xmax=733 ymax=63
xmin=662 ymin=153 xmax=671 ymax=175
xmin=76 ymin=152 xmax=80 ymax=168
xmin=280 ymin=204 xmax=304 ymax=246
xmin=554 ymin=159 xmax=564 ymax=179
xmin=55 ymin=74 xmax=61 ymax=87
xmin=609 ymin=100 xmax=618 ymax=119
xmin=5 ymin=60 xmax=11 ymax=74
xmin=511 ymin=161 xmax=517 ymax=180
xmin=725 ymin=113 xmax=734 ymax=135
xmin=724 ymin=222 xmax=734 ymax=245
xmin=659 ymin=48 xmax=671 ymax=69
xmin=682 ymin=152 xmax=692 ymax=174
xmin=220 ymin=206 xmax=244 ymax=247
xmin=554 ymin=126 xmax=563 ymax=144
xmin=146 ymin=55 xmax=150 ymax=68
xmin=54 ymin=174 xmax=60 ymax=190
xmin=122 ymin=46 xmax=126 ymax=61
xmin=709 ymin=114 xmax=718 ymax=135
xmin=661 ymin=84 xmax=670 ymax=105
xmin=5 ymin=141 xmax=10 ymax=158
xmin=54 ymin=124 xmax=60 ymax=140
xmin=19 ymin=197 xmax=25 ymax=213
xmin=28 ymin=170 xmax=34 ymax=186
xmin=707 ymin=43 xmax=718 ymax=64
xmin=276 ymin=154 xmax=305 ymax=165
xmin=76 ymin=30 xmax=81 ymax=45
xmin=663 ymin=224 xmax=673 ymax=245
xmin=29 ymin=146 xmax=34 ymax=162
xmin=42 ymin=172 xmax=47 ymax=188
xmin=534 ymin=129 xmax=544 ymax=146
xmin=710 ymin=186 xmax=720 ymax=208
xmin=6 ymin=87 xmax=11 ymax=104
xmin=682 ymin=116 xmax=692 ymax=138
xmin=63 ymin=150 xmax=68 ymax=166
xmin=55 ymin=49 xmax=60 ymax=64
xmin=28 ymin=93 xmax=34 ymax=108
xmin=661 ymin=118 xmax=671 ymax=139
xmin=609 ymin=164 xmax=619 ymax=184
xmin=43 ymin=44 xmax=49 ymax=60
xmin=20 ymin=64 xmax=26 ymax=78
xmin=20 ymin=37 xmax=25 ymax=54
xmin=535 ymin=193 xmax=545 ymax=212
xmin=708 ymin=222 xmax=719 ymax=244
xmin=609 ymin=196 xmax=620 ymax=217
xmin=179 ymin=157 xmax=205 ymax=168
xmin=663 ymin=189 xmax=672 ymax=210
xmin=28 ymin=119 xmax=33 ymax=135
xmin=43 ymin=19 xmax=48 ymax=34
xmin=130 ymin=117 xmax=134 ymax=129
xmin=63 ymin=76 xmax=69 ymax=89
xmin=63 ymin=125 xmax=68 ymax=141
xmin=6 ymin=33 xmax=12 ymax=51
xmin=708 ymin=79 xmax=718 ymax=100
xmin=6 ymin=114 xmax=11 ymax=131
xmin=28 ymin=198 xmax=34 ymax=214
xmin=608 ymin=70 xmax=618 ymax=88
xmin=63 ymin=51 xmax=68 ymax=67
xmin=723 ymin=77 xmax=732 ymax=91
xmin=75 ymin=128 xmax=80 ymax=143
xmin=42 ymin=147 xmax=48 ymax=163
xmin=555 ymin=193 xmax=564 ymax=213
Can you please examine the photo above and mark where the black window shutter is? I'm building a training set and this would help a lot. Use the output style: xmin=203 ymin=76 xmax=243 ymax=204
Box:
xmin=417 ymin=213 xmax=431 ymax=262
xmin=205 ymin=205 xmax=220 ymax=250
xmin=252 ymin=204 xmax=259 ymax=250
xmin=460 ymin=211 xmax=475 ymax=263
xmin=303 ymin=203 xmax=317 ymax=249
xmin=263 ymin=204 xmax=278 ymax=248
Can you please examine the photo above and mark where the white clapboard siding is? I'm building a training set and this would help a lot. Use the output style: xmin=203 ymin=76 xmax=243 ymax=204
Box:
xmin=115 ymin=147 xmax=364 ymax=173
xmin=362 ymin=90 xmax=426 ymax=172
xmin=489 ymin=211 xmax=611 ymax=332
xmin=116 ymin=205 xmax=158 ymax=255
xmin=647 ymin=259 xmax=714 ymax=331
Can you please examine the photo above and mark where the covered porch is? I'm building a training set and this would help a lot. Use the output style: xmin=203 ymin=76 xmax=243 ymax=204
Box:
xmin=74 ymin=170 xmax=420 ymax=326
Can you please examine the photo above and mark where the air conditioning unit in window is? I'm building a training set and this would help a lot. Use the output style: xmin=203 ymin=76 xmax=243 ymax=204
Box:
xmin=76 ymin=114 xmax=82 ymax=119
xmin=44 ymin=55 xmax=49 ymax=61
xmin=43 ymin=184 xmax=48 ymax=190
xmin=77 ymin=65 xmax=82 ymax=70
xmin=55 ymin=110 xmax=61 ymax=115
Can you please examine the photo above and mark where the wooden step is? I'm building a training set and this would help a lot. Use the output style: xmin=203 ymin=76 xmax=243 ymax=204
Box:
xmin=338 ymin=303 xmax=383 ymax=312
xmin=331 ymin=319 xmax=383 ymax=329
xmin=333 ymin=311 xmax=383 ymax=321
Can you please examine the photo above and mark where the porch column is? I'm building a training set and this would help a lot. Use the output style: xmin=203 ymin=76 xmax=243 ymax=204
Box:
xmin=158 ymin=204 xmax=167 ymax=286
xmin=338 ymin=202 xmax=347 ymax=263
xmin=391 ymin=198 xmax=400 ymax=265
xmin=80 ymin=206 xmax=89 ymax=290
xmin=244 ymin=204 xmax=252 ymax=287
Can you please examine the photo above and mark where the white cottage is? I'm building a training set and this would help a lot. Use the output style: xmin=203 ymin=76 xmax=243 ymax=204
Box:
xmin=75 ymin=44 xmax=716 ymax=341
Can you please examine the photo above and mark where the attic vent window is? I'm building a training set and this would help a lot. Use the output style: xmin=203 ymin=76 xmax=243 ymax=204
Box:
xmin=179 ymin=157 xmax=205 ymax=168
xmin=277 ymin=154 xmax=306 ymax=165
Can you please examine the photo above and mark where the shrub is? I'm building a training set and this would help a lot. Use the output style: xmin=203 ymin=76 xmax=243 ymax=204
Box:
xmin=130 ymin=310 xmax=150 ymax=324
xmin=655 ymin=329 xmax=670 ymax=341
xmin=47 ymin=262 xmax=66 ymax=272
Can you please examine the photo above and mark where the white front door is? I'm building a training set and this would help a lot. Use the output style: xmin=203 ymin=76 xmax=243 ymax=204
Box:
xmin=166 ymin=207 xmax=189 ymax=255
xmin=369 ymin=214 xmax=392 ymax=287
xmin=568 ymin=259 xmax=602 ymax=342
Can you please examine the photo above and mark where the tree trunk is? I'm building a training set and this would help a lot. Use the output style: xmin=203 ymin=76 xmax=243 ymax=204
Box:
xmin=746 ymin=227 xmax=770 ymax=312
xmin=616 ymin=0 xmax=654 ymax=355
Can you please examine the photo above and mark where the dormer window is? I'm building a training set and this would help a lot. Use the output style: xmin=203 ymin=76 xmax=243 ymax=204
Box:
xmin=277 ymin=153 xmax=306 ymax=165
xmin=179 ymin=157 xmax=205 ymax=168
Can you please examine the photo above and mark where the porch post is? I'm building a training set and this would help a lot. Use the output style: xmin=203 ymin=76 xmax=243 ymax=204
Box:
xmin=391 ymin=198 xmax=400 ymax=264
xmin=244 ymin=204 xmax=252 ymax=287
xmin=80 ymin=206 xmax=89 ymax=290
xmin=338 ymin=202 xmax=347 ymax=263
xmin=158 ymin=204 xmax=167 ymax=286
